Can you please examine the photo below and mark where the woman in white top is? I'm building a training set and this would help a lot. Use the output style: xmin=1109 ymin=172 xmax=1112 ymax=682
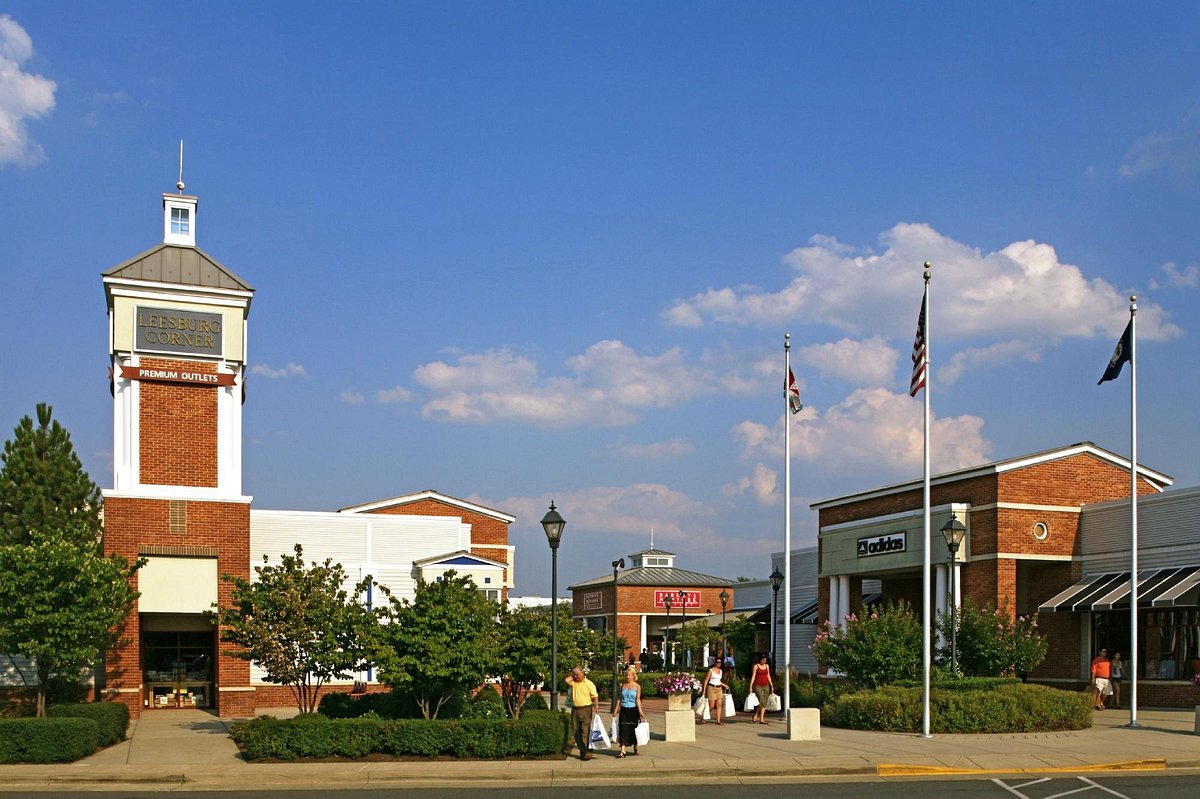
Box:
xmin=700 ymin=656 xmax=725 ymax=725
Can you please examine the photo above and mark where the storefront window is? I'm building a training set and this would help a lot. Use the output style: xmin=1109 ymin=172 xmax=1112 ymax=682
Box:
xmin=1096 ymin=610 xmax=1200 ymax=680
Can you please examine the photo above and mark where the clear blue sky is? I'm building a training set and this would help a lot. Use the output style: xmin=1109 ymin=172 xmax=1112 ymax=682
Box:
xmin=2 ymin=3 xmax=1197 ymax=595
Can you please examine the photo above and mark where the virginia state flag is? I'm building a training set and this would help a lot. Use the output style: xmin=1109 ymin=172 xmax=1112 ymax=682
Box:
xmin=1098 ymin=321 xmax=1132 ymax=385
xmin=787 ymin=367 xmax=803 ymax=414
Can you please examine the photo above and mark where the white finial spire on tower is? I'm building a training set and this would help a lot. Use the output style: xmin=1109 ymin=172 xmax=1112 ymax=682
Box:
xmin=176 ymin=139 xmax=185 ymax=193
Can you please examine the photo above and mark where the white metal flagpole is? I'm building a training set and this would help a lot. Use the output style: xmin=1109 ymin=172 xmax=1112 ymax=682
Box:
xmin=920 ymin=264 xmax=932 ymax=738
xmin=1128 ymin=296 xmax=1139 ymax=728
xmin=784 ymin=333 xmax=793 ymax=728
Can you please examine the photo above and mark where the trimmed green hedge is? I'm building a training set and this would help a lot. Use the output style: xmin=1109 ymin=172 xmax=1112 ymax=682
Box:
xmin=0 ymin=717 xmax=100 ymax=763
xmin=234 ymin=710 xmax=570 ymax=761
xmin=827 ymin=683 xmax=1092 ymax=733
xmin=47 ymin=702 xmax=130 ymax=747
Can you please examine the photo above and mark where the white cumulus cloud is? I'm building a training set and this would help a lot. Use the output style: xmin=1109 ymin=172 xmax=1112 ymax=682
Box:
xmin=795 ymin=336 xmax=898 ymax=386
xmin=251 ymin=362 xmax=307 ymax=379
xmin=1119 ymin=126 xmax=1200 ymax=181
xmin=416 ymin=341 xmax=716 ymax=428
xmin=374 ymin=386 xmax=413 ymax=404
xmin=664 ymin=223 xmax=1181 ymax=345
xmin=938 ymin=340 xmax=1042 ymax=387
xmin=338 ymin=391 xmax=365 ymax=405
xmin=1148 ymin=261 xmax=1199 ymax=291
xmin=0 ymin=15 xmax=56 ymax=168
xmin=722 ymin=463 xmax=779 ymax=506
xmin=732 ymin=387 xmax=991 ymax=480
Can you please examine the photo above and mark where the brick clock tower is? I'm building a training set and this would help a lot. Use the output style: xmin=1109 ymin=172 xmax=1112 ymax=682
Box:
xmin=101 ymin=176 xmax=256 ymax=718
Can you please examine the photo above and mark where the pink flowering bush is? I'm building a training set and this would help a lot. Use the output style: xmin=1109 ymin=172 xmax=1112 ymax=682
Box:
xmin=810 ymin=600 xmax=922 ymax=688
xmin=936 ymin=599 xmax=1048 ymax=677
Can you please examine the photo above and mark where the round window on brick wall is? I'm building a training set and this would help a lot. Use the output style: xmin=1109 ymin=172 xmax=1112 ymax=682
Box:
xmin=1032 ymin=521 xmax=1049 ymax=541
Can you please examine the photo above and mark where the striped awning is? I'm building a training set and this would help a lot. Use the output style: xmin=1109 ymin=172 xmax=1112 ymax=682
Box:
xmin=1038 ymin=567 xmax=1200 ymax=613
xmin=792 ymin=592 xmax=882 ymax=624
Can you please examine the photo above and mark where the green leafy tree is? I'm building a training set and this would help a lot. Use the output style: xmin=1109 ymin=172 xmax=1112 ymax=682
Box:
xmin=0 ymin=522 xmax=141 ymax=716
xmin=215 ymin=544 xmax=381 ymax=714
xmin=722 ymin=616 xmax=758 ymax=674
xmin=936 ymin=599 xmax=1048 ymax=677
xmin=678 ymin=619 xmax=718 ymax=667
xmin=493 ymin=604 xmax=551 ymax=719
xmin=810 ymin=600 xmax=922 ymax=688
xmin=1 ymin=403 xmax=102 ymax=548
xmin=376 ymin=572 xmax=500 ymax=719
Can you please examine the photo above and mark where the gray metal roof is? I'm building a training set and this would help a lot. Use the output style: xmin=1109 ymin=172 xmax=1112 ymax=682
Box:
xmin=568 ymin=565 xmax=731 ymax=591
xmin=103 ymin=244 xmax=254 ymax=292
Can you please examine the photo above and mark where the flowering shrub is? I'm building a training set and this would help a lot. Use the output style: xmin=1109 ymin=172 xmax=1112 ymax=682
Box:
xmin=936 ymin=599 xmax=1048 ymax=677
xmin=653 ymin=672 xmax=702 ymax=694
xmin=1192 ymin=672 xmax=1200 ymax=688
xmin=810 ymin=600 xmax=922 ymax=688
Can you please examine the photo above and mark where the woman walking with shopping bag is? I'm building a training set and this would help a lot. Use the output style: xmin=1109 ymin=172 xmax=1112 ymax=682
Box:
xmin=750 ymin=653 xmax=774 ymax=724
xmin=700 ymin=655 xmax=725 ymax=725
xmin=612 ymin=665 xmax=646 ymax=757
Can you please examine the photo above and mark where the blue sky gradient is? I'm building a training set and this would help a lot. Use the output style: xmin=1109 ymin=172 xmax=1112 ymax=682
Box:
xmin=2 ymin=3 xmax=1197 ymax=593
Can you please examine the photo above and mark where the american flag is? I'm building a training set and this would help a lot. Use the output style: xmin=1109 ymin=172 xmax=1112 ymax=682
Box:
xmin=909 ymin=296 xmax=927 ymax=397
xmin=787 ymin=367 xmax=803 ymax=414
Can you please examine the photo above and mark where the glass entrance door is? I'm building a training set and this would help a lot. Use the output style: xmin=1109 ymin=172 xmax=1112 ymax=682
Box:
xmin=143 ymin=629 xmax=214 ymax=708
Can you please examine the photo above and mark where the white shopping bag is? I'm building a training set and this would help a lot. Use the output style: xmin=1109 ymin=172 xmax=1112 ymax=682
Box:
xmin=693 ymin=695 xmax=710 ymax=720
xmin=765 ymin=693 xmax=782 ymax=712
xmin=589 ymin=714 xmax=611 ymax=749
xmin=635 ymin=720 xmax=650 ymax=746
xmin=744 ymin=692 xmax=759 ymax=712
xmin=610 ymin=714 xmax=619 ymax=741
xmin=724 ymin=692 xmax=736 ymax=718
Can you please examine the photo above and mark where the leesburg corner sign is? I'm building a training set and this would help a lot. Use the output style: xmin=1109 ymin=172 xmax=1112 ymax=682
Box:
xmin=857 ymin=532 xmax=906 ymax=557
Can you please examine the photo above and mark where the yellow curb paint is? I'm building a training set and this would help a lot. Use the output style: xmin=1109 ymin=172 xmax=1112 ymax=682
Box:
xmin=877 ymin=759 xmax=1165 ymax=777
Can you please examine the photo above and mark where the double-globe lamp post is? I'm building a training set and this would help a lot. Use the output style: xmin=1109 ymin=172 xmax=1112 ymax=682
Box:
xmin=663 ymin=594 xmax=674 ymax=667
xmin=940 ymin=512 xmax=967 ymax=675
xmin=769 ymin=568 xmax=784 ymax=664
xmin=541 ymin=502 xmax=566 ymax=711
xmin=678 ymin=589 xmax=688 ymax=668
xmin=611 ymin=558 xmax=625 ymax=703
xmin=719 ymin=589 xmax=730 ymax=662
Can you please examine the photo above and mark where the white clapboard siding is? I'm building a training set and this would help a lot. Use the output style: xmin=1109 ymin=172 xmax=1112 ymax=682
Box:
xmin=1 ymin=655 xmax=36 ymax=687
xmin=246 ymin=509 xmax=475 ymax=687
xmin=1081 ymin=486 xmax=1200 ymax=570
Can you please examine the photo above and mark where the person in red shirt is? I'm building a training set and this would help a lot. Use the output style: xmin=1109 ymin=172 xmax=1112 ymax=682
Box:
xmin=1090 ymin=648 xmax=1111 ymax=710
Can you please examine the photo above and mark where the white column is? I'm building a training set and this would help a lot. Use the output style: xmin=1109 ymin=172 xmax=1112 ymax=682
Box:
xmin=934 ymin=565 xmax=948 ymax=647
xmin=952 ymin=562 xmax=961 ymax=609
xmin=827 ymin=576 xmax=841 ymax=628
xmin=837 ymin=576 xmax=851 ymax=631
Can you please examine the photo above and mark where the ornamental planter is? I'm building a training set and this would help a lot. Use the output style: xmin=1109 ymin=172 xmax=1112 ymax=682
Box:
xmin=667 ymin=691 xmax=693 ymax=711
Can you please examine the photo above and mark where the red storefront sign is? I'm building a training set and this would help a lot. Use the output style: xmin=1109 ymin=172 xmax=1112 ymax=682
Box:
xmin=118 ymin=365 xmax=236 ymax=387
xmin=654 ymin=590 xmax=700 ymax=609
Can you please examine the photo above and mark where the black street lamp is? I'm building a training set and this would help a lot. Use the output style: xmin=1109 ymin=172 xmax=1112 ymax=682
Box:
xmin=663 ymin=593 xmax=674 ymax=667
xmin=611 ymin=558 xmax=624 ymax=702
xmin=678 ymin=589 xmax=688 ymax=668
xmin=719 ymin=589 xmax=730 ymax=662
xmin=940 ymin=512 xmax=967 ymax=676
xmin=541 ymin=502 xmax=566 ymax=711
xmin=770 ymin=568 xmax=784 ymax=664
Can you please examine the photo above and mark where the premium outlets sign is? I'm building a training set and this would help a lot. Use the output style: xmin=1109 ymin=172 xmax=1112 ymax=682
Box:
xmin=135 ymin=306 xmax=223 ymax=358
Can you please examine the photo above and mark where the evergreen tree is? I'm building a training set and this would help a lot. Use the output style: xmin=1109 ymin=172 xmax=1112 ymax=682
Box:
xmin=0 ymin=403 xmax=102 ymax=548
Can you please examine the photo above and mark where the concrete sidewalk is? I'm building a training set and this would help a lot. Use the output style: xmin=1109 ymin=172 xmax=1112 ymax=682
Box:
xmin=3 ymin=699 xmax=1200 ymax=791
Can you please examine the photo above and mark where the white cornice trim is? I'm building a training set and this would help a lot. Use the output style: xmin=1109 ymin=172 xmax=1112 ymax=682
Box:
xmin=819 ymin=503 xmax=966 ymax=534
xmin=969 ymin=552 xmax=1077 ymax=562
xmin=105 ymin=282 xmax=252 ymax=307
xmin=338 ymin=490 xmax=516 ymax=523
xmin=102 ymin=488 xmax=252 ymax=504
xmin=970 ymin=502 xmax=1083 ymax=514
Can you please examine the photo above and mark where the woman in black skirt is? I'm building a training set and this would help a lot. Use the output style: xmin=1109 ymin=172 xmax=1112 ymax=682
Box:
xmin=612 ymin=665 xmax=646 ymax=757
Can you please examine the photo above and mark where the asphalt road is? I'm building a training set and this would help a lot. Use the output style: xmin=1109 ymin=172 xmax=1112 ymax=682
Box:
xmin=6 ymin=774 xmax=1200 ymax=798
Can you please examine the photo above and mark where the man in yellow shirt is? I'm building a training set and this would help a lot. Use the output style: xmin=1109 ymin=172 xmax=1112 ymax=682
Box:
xmin=565 ymin=666 xmax=600 ymax=760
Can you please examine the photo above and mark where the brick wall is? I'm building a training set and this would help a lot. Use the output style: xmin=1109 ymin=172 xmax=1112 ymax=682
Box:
xmin=102 ymin=495 xmax=250 ymax=718
xmin=138 ymin=358 xmax=218 ymax=487
xmin=367 ymin=498 xmax=511 ymax=598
